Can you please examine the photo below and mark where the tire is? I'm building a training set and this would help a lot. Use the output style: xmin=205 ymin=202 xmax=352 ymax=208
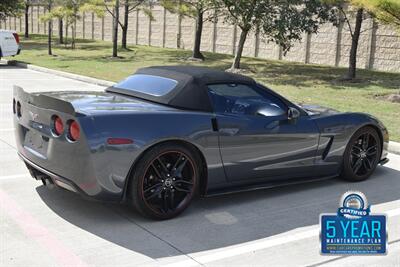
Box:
xmin=341 ymin=127 xmax=381 ymax=182
xmin=129 ymin=142 xmax=201 ymax=220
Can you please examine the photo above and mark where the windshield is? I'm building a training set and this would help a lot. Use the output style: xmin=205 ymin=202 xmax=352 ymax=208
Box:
xmin=113 ymin=74 xmax=178 ymax=97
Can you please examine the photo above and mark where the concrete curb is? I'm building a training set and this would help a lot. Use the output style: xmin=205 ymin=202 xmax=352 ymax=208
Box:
xmin=4 ymin=60 xmax=400 ymax=156
xmin=6 ymin=60 xmax=115 ymax=87
xmin=389 ymin=141 xmax=400 ymax=156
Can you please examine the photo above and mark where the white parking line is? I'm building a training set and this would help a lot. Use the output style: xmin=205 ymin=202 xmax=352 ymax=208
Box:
xmin=386 ymin=208 xmax=400 ymax=217
xmin=164 ymin=205 xmax=400 ymax=267
xmin=163 ymin=228 xmax=319 ymax=267
xmin=0 ymin=174 xmax=28 ymax=180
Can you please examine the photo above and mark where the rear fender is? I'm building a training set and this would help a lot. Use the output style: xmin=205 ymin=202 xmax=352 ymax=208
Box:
xmin=88 ymin=111 xmax=226 ymax=201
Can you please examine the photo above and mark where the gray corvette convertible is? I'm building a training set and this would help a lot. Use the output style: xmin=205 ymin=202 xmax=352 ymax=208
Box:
xmin=13 ymin=66 xmax=389 ymax=219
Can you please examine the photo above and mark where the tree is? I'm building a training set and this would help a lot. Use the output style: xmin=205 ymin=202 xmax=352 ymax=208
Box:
xmin=44 ymin=0 xmax=88 ymax=49
xmin=24 ymin=1 xmax=31 ymax=38
xmin=40 ymin=0 xmax=54 ymax=55
xmin=121 ymin=0 xmax=146 ymax=49
xmin=324 ymin=0 xmax=370 ymax=80
xmin=112 ymin=0 xmax=119 ymax=57
xmin=59 ymin=17 xmax=64 ymax=44
xmin=43 ymin=5 xmax=65 ymax=44
xmin=221 ymin=0 xmax=333 ymax=70
xmin=0 ymin=0 xmax=23 ymax=21
xmin=64 ymin=0 xmax=87 ymax=49
xmin=161 ymin=0 xmax=220 ymax=60
xmin=48 ymin=0 xmax=53 ymax=55
xmin=85 ymin=0 xmax=147 ymax=56
xmin=361 ymin=0 xmax=400 ymax=29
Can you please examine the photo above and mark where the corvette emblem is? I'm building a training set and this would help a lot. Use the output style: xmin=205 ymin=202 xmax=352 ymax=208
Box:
xmin=29 ymin=111 xmax=38 ymax=121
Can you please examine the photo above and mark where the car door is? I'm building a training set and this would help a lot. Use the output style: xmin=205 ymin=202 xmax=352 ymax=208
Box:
xmin=208 ymin=83 xmax=320 ymax=183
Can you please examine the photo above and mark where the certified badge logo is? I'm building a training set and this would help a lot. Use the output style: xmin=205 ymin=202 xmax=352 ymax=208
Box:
xmin=339 ymin=191 xmax=369 ymax=219
xmin=320 ymin=191 xmax=387 ymax=255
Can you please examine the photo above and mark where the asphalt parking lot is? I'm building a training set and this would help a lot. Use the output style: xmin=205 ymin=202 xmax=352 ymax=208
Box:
xmin=1 ymin=64 xmax=399 ymax=267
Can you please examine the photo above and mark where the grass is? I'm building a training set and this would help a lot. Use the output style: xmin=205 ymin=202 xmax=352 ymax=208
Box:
xmin=13 ymin=34 xmax=400 ymax=141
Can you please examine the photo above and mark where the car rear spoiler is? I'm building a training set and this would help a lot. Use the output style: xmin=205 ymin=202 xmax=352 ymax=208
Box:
xmin=13 ymin=85 xmax=76 ymax=115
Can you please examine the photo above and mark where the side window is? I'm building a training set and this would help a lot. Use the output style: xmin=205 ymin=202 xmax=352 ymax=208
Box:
xmin=207 ymin=83 xmax=287 ymax=116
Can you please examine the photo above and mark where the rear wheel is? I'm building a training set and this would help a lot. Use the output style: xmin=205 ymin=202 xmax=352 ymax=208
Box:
xmin=129 ymin=143 xmax=200 ymax=220
xmin=341 ymin=127 xmax=381 ymax=182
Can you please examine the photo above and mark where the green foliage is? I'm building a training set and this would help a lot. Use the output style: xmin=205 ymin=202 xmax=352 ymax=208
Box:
xmin=360 ymin=0 xmax=400 ymax=28
xmin=323 ymin=0 xmax=364 ymax=8
xmin=81 ymin=0 xmax=106 ymax=18
xmin=0 ymin=0 xmax=24 ymax=20
xmin=42 ymin=0 xmax=87 ymax=25
xmin=39 ymin=0 xmax=55 ymax=22
xmin=39 ymin=0 xmax=89 ymax=49
xmin=84 ymin=0 xmax=146 ymax=18
xmin=221 ymin=0 xmax=334 ymax=53
xmin=142 ymin=6 xmax=155 ymax=21
xmin=83 ymin=0 xmax=112 ymax=18
xmin=161 ymin=0 xmax=219 ymax=20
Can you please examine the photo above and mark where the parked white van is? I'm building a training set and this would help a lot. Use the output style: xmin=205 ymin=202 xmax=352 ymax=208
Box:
xmin=0 ymin=30 xmax=21 ymax=59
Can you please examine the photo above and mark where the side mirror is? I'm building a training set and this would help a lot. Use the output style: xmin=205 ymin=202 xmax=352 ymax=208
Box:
xmin=255 ymin=104 xmax=286 ymax=117
xmin=288 ymin=107 xmax=300 ymax=120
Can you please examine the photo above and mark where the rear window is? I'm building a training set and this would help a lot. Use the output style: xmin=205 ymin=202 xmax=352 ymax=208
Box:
xmin=114 ymin=74 xmax=178 ymax=96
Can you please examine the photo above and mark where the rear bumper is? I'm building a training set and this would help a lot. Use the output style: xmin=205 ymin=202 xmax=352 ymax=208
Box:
xmin=20 ymin=152 xmax=83 ymax=195
xmin=19 ymin=151 xmax=126 ymax=203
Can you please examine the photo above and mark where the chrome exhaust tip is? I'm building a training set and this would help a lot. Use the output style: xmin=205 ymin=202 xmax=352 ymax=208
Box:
xmin=41 ymin=177 xmax=55 ymax=189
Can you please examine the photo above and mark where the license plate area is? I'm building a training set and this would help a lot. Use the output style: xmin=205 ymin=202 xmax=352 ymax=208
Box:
xmin=23 ymin=129 xmax=49 ymax=159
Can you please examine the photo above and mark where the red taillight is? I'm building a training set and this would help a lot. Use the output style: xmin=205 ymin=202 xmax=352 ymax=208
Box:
xmin=68 ymin=120 xmax=80 ymax=141
xmin=12 ymin=33 xmax=20 ymax=44
xmin=53 ymin=116 xmax=64 ymax=136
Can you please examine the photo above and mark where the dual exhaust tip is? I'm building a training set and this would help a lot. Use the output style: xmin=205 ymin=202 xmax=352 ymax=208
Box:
xmin=41 ymin=177 xmax=55 ymax=190
xmin=27 ymin=164 xmax=76 ymax=192
xmin=40 ymin=175 xmax=76 ymax=192
xmin=27 ymin=166 xmax=55 ymax=189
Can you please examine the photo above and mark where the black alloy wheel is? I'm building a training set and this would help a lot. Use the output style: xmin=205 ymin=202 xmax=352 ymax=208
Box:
xmin=342 ymin=127 xmax=381 ymax=181
xmin=350 ymin=132 xmax=378 ymax=176
xmin=130 ymin=143 xmax=199 ymax=219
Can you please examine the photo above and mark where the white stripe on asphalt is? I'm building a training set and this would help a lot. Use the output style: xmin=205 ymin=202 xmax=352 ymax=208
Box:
xmin=164 ymin=205 xmax=400 ymax=267
xmin=386 ymin=208 xmax=400 ymax=217
xmin=178 ymin=229 xmax=318 ymax=267
xmin=164 ymin=228 xmax=319 ymax=267
xmin=0 ymin=174 xmax=27 ymax=180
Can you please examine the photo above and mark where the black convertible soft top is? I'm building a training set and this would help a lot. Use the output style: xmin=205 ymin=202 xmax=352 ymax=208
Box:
xmin=106 ymin=66 xmax=255 ymax=112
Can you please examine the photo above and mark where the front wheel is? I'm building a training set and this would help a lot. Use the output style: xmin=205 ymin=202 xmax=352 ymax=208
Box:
xmin=341 ymin=127 xmax=381 ymax=182
xmin=129 ymin=143 xmax=200 ymax=220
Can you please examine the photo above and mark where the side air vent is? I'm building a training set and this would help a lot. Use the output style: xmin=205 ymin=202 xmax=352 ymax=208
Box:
xmin=322 ymin=137 xmax=334 ymax=160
